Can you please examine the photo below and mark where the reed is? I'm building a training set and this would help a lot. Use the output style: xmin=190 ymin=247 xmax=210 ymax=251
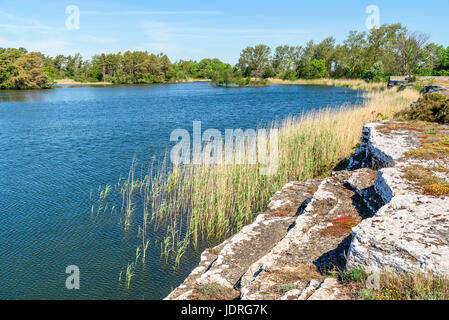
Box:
xmin=142 ymin=240 xmax=150 ymax=264
xmin=135 ymin=246 xmax=141 ymax=264
xmin=125 ymin=263 xmax=135 ymax=289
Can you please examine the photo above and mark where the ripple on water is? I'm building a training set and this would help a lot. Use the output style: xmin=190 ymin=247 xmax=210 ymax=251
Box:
xmin=0 ymin=83 xmax=364 ymax=299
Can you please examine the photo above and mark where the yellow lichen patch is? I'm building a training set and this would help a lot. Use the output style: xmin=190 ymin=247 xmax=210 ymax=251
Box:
xmin=406 ymin=136 xmax=449 ymax=160
xmin=424 ymin=184 xmax=449 ymax=196
xmin=402 ymin=165 xmax=449 ymax=197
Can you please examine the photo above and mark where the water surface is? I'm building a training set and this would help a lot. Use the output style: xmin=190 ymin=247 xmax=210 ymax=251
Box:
xmin=0 ymin=82 xmax=364 ymax=299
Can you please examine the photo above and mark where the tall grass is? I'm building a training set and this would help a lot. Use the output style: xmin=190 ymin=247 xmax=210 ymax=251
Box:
xmin=94 ymin=87 xmax=419 ymax=270
xmin=357 ymin=271 xmax=449 ymax=300
xmin=268 ymin=78 xmax=388 ymax=91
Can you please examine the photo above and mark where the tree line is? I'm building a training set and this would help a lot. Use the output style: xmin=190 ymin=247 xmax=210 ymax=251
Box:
xmin=234 ymin=23 xmax=449 ymax=82
xmin=1 ymin=23 xmax=449 ymax=89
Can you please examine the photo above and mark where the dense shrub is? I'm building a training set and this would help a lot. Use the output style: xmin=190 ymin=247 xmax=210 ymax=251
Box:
xmin=364 ymin=61 xmax=385 ymax=83
xmin=281 ymin=68 xmax=298 ymax=81
xmin=395 ymin=93 xmax=449 ymax=123
xmin=0 ymin=49 xmax=52 ymax=89
xmin=343 ymin=269 xmax=367 ymax=283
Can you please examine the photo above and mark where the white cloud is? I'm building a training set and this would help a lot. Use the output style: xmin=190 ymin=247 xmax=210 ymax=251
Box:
xmin=141 ymin=20 xmax=311 ymax=41
xmin=81 ymin=10 xmax=223 ymax=16
xmin=142 ymin=21 xmax=173 ymax=42
xmin=137 ymin=20 xmax=312 ymax=62
xmin=82 ymin=35 xmax=117 ymax=44
xmin=0 ymin=37 xmax=72 ymax=56
xmin=0 ymin=10 xmax=64 ymax=34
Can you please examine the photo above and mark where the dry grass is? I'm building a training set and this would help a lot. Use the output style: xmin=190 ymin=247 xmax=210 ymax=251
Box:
xmin=268 ymin=78 xmax=387 ymax=91
xmin=255 ymin=266 xmax=324 ymax=298
xmin=54 ymin=78 xmax=113 ymax=85
xmin=176 ymin=78 xmax=211 ymax=83
xmin=414 ymin=78 xmax=449 ymax=87
xmin=191 ymin=283 xmax=239 ymax=300
xmin=356 ymin=271 xmax=449 ymax=300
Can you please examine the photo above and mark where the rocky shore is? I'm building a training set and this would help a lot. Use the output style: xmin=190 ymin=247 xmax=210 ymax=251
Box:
xmin=166 ymin=119 xmax=449 ymax=300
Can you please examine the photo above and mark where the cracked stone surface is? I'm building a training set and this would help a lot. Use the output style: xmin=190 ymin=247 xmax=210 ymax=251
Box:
xmin=239 ymin=169 xmax=376 ymax=300
xmin=347 ymin=122 xmax=421 ymax=170
xmin=307 ymin=278 xmax=346 ymax=300
xmin=279 ymin=278 xmax=347 ymax=300
xmin=346 ymin=122 xmax=449 ymax=276
xmin=165 ymin=179 xmax=321 ymax=300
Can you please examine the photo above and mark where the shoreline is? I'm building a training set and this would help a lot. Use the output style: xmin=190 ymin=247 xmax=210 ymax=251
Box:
xmin=267 ymin=78 xmax=387 ymax=91
xmin=54 ymin=79 xmax=113 ymax=85
xmin=4 ymin=77 xmax=384 ymax=91
xmin=167 ymin=115 xmax=449 ymax=300
xmin=53 ymin=78 xmax=211 ymax=86
xmin=50 ymin=78 xmax=387 ymax=92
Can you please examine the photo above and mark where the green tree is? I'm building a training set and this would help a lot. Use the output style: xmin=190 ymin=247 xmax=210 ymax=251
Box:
xmin=343 ymin=30 xmax=368 ymax=78
xmin=236 ymin=44 xmax=272 ymax=78
xmin=272 ymin=45 xmax=302 ymax=79
xmin=438 ymin=46 xmax=449 ymax=71
xmin=392 ymin=30 xmax=429 ymax=75
xmin=314 ymin=37 xmax=335 ymax=77
xmin=296 ymin=59 xmax=327 ymax=79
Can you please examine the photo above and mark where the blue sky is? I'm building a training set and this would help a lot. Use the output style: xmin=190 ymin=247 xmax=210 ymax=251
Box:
xmin=0 ymin=0 xmax=448 ymax=65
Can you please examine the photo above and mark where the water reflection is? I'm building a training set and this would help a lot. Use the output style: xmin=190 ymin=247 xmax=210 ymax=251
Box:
xmin=0 ymin=89 xmax=49 ymax=102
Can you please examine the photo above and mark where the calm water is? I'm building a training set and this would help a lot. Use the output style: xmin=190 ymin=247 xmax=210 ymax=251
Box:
xmin=0 ymin=82 xmax=364 ymax=299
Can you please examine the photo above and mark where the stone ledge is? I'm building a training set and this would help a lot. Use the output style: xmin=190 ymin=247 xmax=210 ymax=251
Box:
xmin=346 ymin=122 xmax=449 ymax=276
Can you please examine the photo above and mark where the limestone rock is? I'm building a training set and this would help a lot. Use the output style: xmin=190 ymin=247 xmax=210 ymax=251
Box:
xmin=307 ymin=278 xmax=344 ymax=300
xmin=346 ymin=122 xmax=449 ymax=276
xmin=278 ymin=278 xmax=346 ymax=300
xmin=165 ymin=179 xmax=320 ymax=300
xmin=240 ymin=169 xmax=376 ymax=300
